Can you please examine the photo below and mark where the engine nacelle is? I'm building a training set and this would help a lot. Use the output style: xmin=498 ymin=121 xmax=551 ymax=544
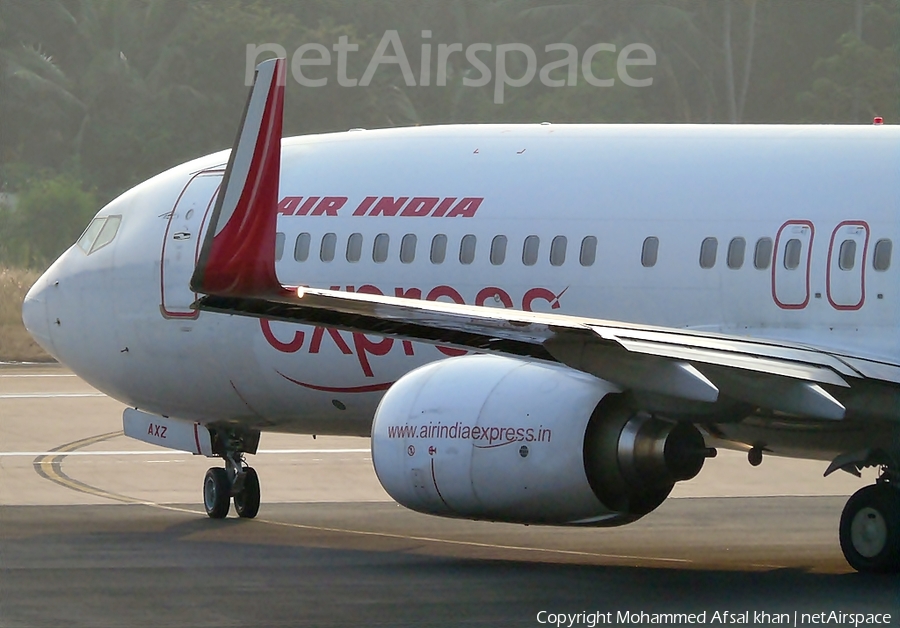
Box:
xmin=372 ymin=354 xmax=711 ymax=526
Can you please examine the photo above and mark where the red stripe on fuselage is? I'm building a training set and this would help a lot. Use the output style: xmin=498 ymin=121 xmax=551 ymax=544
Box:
xmin=275 ymin=369 xmax=394 ymax=394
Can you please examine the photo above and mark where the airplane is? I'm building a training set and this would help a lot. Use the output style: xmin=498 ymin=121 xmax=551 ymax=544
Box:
xmin=21 ymin=58 xmax=900 ymax=573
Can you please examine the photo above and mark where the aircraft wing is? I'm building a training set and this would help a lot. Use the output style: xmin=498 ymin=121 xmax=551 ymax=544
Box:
xmin=198 ymin=285 xmax=900 ymax=423
xmin=191 ymin=59 xmax=900 ymax=426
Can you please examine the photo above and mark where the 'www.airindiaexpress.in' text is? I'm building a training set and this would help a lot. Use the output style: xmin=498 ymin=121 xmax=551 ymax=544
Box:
xmin=387 ymin=422 xmax=551 ymax=446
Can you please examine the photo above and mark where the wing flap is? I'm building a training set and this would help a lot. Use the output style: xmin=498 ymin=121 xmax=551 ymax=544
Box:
xmin=608 ymin=336 xmax=849 ymax=387
xmin=837 ymin=356 xmax=900 ymax=384
xmin=590 ymin=325 xmax=861 ymax=380
xmin=694 ymin=366 xmax=846 ymax=420
xmin=542 ymin=339 xmax=720 ymax=403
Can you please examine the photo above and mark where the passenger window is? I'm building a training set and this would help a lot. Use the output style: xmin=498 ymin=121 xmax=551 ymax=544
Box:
xmin=400 ymin=234 xmax=417 ymax=264
xmin=373 ymin=233 xmax=389 ymax=263
xmin=90 ymin=216 xmax=121 ymax=254
xmin=873 ymin=239 xmax=892 ymax=271
xmin=77 ymin=218 xmax=106 ymax=254
xmin=784 ymin=238 xmax=802 ymax=270
xmin=754 ymin=237 xmax=772 ymax=270
xmin=727 ymin=237 xmax=745 ymax=269
xmin=641 ymin=236 xmax=658 ymax=268
xmin=430 ymin=234 xmax=447 ymax=264
xmin=490 ymin=235 xmax=507 ymax=265
xmin=699 ymin=237 xmax=718 ymax=269
xmin=580 ymin=236 xmax=597 ymax=267
xmin=550 ymin=236 xmax=567 ymax=266
xmin=294 ymin=233 xmax=311 ymax=262
xmin=320 ymin=233 xmax=336 ymax=262
xmin=838 ymin=240 xmax=856 ymax=271
xmin=274 ymin=232 xmax=285 ymax=261
xmin=523 ymin=235 xmax=540 ymax=266
xmin=346 ymin=233 xmax=362 ymax=262
xmin=459 ymin=234 xmax=476 ymax=264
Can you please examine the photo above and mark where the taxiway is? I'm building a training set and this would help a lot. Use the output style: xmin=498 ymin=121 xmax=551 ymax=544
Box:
xmin=1 ymin=364 xmax=897 ymax=627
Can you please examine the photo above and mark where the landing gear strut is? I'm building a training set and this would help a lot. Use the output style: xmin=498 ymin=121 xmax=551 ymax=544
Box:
xmin=839 ymin=466 xmax=900 ymax=573
xmin=202 ymin=427 xmax=261 ymax=519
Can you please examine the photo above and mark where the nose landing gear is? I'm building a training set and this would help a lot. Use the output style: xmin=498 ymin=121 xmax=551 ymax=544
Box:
xmin=838 ymin=467 xmax=899 ymax=573
xmin=203 ymin=454 xmax=261 ymax=519
xmin=202 ymin=427 xmax=261 ymax=519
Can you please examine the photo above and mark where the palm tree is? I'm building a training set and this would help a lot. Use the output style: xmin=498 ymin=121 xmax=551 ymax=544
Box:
xmin=0 ymin=0 xmax=84 ymax=171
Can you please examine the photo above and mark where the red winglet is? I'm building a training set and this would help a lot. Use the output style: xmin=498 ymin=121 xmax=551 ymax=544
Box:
xmin=191 ymin=58 xmax=289 ymax=298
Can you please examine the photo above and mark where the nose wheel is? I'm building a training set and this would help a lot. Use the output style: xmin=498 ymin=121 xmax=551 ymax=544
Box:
xmin=233 ymin=466 xmax=260 ymax=518
xmin=203 ymin=467 xmax=231 ymax=518
xmin=839 ymin=481 xmax=900 ymax=573
xmin=202 ymin=453 xmax=261 ymax=519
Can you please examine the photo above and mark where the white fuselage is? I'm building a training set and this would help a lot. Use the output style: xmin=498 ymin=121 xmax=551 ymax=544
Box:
xmin=24 ymin=124 xmax=900 ymax=440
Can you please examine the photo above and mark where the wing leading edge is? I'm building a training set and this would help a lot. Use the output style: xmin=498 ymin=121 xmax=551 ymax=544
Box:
xmin=191 ymin=59 xmax=900 ymax=425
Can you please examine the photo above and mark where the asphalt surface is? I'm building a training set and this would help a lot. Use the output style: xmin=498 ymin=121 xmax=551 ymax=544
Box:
xmin=1 ymin=364 xmax=898 ymax=627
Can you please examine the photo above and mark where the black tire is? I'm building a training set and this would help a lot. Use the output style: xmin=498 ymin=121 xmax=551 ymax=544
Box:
xmin=203 ymin=467 xmax=231 ymax=519
xmin=748 ymin=448 xmax=763 ymax=467
xmin=839 ymin=484 xmax=900 ymax=573
xmin=234 ymin=467 xmax=260 ymax=519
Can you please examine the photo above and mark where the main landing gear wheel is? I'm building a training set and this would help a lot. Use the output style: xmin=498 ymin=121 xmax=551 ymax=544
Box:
xmin=203 ymin=467 xmax=231 ymax=519
xmin=839 ymin=483 xmax=900 ymax=573
xmin=233 ymin=466 xmax=260 ymax=519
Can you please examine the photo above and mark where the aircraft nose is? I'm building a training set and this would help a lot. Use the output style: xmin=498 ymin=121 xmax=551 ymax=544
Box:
xmin=22 ymin=274 xmax=55 ymax=357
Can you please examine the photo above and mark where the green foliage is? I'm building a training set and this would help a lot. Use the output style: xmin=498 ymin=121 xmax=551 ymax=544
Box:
xmin=0 ymin=0 xmax=83 ymax=169
xmin=798 ymin=24 xmax=900 ymax=122
xmin=0 ymin=0 xmax=897 ymax=270
xmin=0 ymin=174 xmax=97 ymax=268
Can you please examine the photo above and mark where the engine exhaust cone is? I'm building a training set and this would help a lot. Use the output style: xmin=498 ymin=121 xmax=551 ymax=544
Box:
xmin=662 ymin=421 xmax=709 ymax=482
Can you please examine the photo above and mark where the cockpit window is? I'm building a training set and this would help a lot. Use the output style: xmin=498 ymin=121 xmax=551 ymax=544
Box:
xmin=91 ymin=216 xmax=121 ymax=253
xmin=76 ymin=215 xmax=122 ymax=254
xmin=77 ymin=218 xmax=105 ymax=253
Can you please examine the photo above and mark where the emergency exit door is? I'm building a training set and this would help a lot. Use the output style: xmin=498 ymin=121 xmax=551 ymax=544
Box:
xmin=772 ymin=220 xmax=814 ymax=310
xmin=826 ymin=221 xmax=869 ymax=310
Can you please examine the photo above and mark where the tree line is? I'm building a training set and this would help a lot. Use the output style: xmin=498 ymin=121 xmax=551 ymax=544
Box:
xmin=1 ymin=0 xmax=897 ymax=267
